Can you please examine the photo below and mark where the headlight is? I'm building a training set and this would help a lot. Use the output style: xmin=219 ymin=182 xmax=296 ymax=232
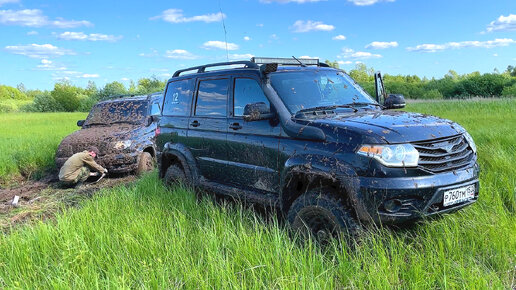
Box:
xmin=357 ymin=144 xmax=419 ymax=167
xmin=113 ymin=140 xmax=132 ymax=150
xmin=463 ymin=132 xmax=477 ymax=153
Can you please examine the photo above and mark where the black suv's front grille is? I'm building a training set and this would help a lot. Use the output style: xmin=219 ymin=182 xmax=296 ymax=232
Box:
xmin=413 ymin=135 xmax=474 ymax=173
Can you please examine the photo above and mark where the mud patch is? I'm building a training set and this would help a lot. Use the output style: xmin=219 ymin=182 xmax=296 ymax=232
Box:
xmin=0 ymin=174 xmax=137 ymax=232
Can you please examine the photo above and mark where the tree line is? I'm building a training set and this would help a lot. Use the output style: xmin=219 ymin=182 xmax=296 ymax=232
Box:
xmin=1 ymin=64 xmax=516 ymax=113
xmin=324 ymin=61 xmax=516 ymax=100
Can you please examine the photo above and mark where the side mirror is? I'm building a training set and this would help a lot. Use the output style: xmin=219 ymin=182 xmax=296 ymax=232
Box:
xmin=384 ymin=94 xmax=406 ymax=109
xmin=77 ymin=120 xmax=85 ymax=127
xmin=243 ymin=102 xmax=274 ymax=121
xmin=374 ymin=71 xmax=386 ymax=105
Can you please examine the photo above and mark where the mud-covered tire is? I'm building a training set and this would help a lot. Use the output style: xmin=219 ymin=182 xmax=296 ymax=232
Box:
xmin=287 ymin=190 xmax=361 ymax=244
xmin=164 ymin=164 xmax=187 ymax=186
xmin=136 ymin=152 xmax=154 ymax=176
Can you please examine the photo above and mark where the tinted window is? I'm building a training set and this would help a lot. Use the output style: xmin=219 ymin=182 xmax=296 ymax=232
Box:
xmin=150 ymin=100 xmax=161 ymax=116
xmin=233 ymin=78 xmax=269 ymax=116
xmin=195 ymin=79 xmax=228 ymax=117
xmin=85 ymin=100 xmax=148 ymax=126
xmin=163 ymin=79 xmax=194 ymax=116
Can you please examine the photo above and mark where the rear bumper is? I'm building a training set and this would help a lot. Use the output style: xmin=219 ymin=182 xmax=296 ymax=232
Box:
xmin=346 ymin=162 xmax=480 ymax=224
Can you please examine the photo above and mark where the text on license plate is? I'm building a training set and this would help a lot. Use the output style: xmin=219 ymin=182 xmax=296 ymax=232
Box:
xmin=443 ymin=184 xmax=475 ymax=207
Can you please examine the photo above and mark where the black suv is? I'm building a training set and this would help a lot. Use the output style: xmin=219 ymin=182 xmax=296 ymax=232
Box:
xmin=56 ymin=93 xmax=163 ymax=175
xmin=156 ymin=58 xmax=479 ymax=239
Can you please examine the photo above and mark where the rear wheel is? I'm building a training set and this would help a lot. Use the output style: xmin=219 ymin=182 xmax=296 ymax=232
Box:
xmin=136 ymin=152 xmax=154 ymax=176
xmin=164 ymin=164 xmax=187 ymax=186
xmin=287 ymin=190 xmax=361 ymax=244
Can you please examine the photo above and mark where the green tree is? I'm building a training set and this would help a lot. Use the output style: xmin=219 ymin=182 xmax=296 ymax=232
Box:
xmin=136 ymin=77 xmax=165 ymax=94
xmin=51 ymin=81 xmax=85 ymax=112
xmin=98 ymin=81 xmax=127 ymax=99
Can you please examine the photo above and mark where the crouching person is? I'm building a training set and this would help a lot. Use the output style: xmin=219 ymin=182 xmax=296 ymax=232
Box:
xmin=59 ymin=147 xmax=108 ymax=187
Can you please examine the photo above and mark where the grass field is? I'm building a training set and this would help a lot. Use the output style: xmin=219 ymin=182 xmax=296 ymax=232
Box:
xmin=0 ymin=100 xmax=514 ymax=288
xmin=0 ymin=112 xmax=86 ymax=185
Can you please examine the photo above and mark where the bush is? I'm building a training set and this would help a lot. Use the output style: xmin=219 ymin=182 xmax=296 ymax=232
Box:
xmin=51 ymin=81 xmax=86 ymax=112
xmin=0 ymin=85 xmax=27 ymax=100
xmin=501 ymin=84 xmax=516 ymax=97
xmin=22 ymin=92 xmax=64 ymax=112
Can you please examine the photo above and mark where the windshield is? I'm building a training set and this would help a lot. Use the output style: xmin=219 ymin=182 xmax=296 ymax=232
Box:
xmin=269 ymin=69 xmax=377 ymax=114
xmin=84 ymin=100 xmax=148 ymax=126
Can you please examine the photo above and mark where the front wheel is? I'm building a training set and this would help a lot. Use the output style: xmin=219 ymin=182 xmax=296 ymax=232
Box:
xmin=287 ymin=190 xmax=361 ymax=244
xmin=136 ymin=152 xmax=154 ymax=176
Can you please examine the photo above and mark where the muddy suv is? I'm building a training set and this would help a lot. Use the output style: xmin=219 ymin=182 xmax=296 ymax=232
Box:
xmin=156 ymin=57 xmax=479 ymax=239
xmin=56 ymin=93 xmax=163 ymax=175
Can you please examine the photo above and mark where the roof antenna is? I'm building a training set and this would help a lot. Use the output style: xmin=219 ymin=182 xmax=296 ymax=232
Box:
xmin=292 ymin=56 xmax=306 ymax=67
xmin=219 ymin=0 xmax=229 ymax=62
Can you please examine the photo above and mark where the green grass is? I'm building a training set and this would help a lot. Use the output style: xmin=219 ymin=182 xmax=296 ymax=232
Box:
xmin=0 ymin=100 xmax=514 ymax=288
xmin=0 ymin=112 xmax=86 ymax=184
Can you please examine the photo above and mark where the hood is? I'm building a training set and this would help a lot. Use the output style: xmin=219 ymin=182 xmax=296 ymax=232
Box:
xmin=311 ymin=110 xmax=465 ymax=144
xmin=57 ymin=124 xmax=141 ymax=157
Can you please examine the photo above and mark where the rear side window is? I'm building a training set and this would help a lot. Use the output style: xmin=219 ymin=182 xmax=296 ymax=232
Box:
xmin=195 ymin=79 xmax=228 ymax=117
xmin=163 ymin=79 xmax=194 ymax=116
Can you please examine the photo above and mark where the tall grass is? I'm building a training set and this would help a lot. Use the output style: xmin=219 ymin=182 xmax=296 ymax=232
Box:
xmin=0 ymin=100 xmax=514 ymax=288
xmin=0 ymin=112 xmax=86 ymax=184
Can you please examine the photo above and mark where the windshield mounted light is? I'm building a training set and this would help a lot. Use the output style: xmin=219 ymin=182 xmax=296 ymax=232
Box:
xmin=463 ymin=132 xmax=477 ymax=154
xmin=251 ymin=57 xmax=319 ymax=66
xmin=357 ymin=144 xmax=419 ymax=167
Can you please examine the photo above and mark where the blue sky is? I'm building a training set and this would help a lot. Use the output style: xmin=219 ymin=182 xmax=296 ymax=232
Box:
xmin=1 ymin=0 xmax=515 ymax=90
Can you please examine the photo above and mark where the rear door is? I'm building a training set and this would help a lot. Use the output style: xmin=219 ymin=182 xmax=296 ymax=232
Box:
xmin=188 ymin=77 xmax=230 ymax=183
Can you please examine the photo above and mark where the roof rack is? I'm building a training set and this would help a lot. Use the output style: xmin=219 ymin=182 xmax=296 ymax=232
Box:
xmin=173 ymin=61 xmax=259 ymax=77
xmin=101 ymin=92 xmax=162 ymax=101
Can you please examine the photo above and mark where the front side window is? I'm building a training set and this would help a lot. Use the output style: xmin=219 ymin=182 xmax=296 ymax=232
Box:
xmin=195 ymin=79 xmax=228 ymax=116
xmin=233 ymin=78 xmax=269 ymax=116
xmin=163 ymin=79 xmax=194 ymax=116
xmin=269 ymin=70 xmax=376 ymax=114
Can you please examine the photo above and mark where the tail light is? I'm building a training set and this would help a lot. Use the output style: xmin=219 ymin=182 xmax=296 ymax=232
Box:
xmin=155 ymin=127 xmax=160 ymax=137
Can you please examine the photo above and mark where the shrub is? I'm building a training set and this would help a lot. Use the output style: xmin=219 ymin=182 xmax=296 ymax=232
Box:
xmin=0 ymin=85 xmax=27 ymax=100
xmin=501 ymin=84 xmax=516 ymax=97
xmin=22 ymin=92 xmax=65 ymax=112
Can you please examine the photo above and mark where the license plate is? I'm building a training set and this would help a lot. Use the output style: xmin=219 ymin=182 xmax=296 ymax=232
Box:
xmin=443 ymin=184 xmax=475 ymax=207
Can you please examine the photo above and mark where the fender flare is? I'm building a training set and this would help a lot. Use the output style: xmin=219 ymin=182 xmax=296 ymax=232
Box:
xmin=160 ymin=142 xmax=199 ymax=184
xmin=279 ymin=154 xmax=359 ymax=211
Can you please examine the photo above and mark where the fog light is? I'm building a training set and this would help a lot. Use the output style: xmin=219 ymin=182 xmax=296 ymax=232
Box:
xmin=384 ymin=199 xmax=402 ymax=213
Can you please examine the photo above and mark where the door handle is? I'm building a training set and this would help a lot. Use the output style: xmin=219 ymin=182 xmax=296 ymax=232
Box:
xmin=190 ymin=120 xmax=200 ymax=127
xmin=229 ymin=122 xmax=242 ymax=130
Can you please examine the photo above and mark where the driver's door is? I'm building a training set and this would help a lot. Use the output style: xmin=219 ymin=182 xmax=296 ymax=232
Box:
xmin=225 ymin=76 xmax=281 ymax=193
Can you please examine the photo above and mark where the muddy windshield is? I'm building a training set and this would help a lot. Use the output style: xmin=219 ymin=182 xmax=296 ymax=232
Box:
xmin=85 ymin=100 xmax=148 ymax=126
xmin=269 ymin=70 xmax=377 ymax=114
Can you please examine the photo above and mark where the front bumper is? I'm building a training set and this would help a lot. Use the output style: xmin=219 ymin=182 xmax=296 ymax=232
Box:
xmin=348 ymin=162 xmax=480 ymax=224
xmin=56 ymin=152 xmax=139 ymax=174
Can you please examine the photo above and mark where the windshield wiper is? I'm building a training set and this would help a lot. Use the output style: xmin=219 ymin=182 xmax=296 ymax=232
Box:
xmin=85 ymin=122 xmax=108 ymax=126
xmin=111 ymin=120 xmax=138 ymax=125
xmin=297 ymin=105 xmax=358 ymax=114
xmin=345 ymin=102 xmax=384 ymax=109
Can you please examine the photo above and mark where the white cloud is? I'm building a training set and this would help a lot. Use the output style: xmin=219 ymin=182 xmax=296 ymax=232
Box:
xmin=347 ymin=0 xmax=395 ymax=6
xmin=407 ymin=38 xmax=516 ymax=52
xmin=151 ymin=9 xmax=225 ymax=23
xmin=57 ymin=31 xmax=122 ymax=42
xmin=34 ymin=58 xmax=67 ymax=71
xmin=0 ymin=0 xmax=18 ymax=6
xmin=337 ymin=60 xmax=353 ymax=65
xmin=339 ymin=48 xmax=382 ymax=59
xmin=332 ymin=34 xmax=346 ymax=40
xmin=292 ymin=20 xmax=334 ymax=32
xmin=493 ymin=53 xmax=498 ymax=57
xmin=0 ymin=9 xmax=92 ymax=28
xmin=139 ymin=49 xmax=159 ymax=57
xmin=164 ymin=49 xmax=198 ymax=59
xmin=299 ymin=55 xmax=319 ymax=59
xmin=26 ymin=30 xmax=37 ymax=35
xmin=4 ymin=43 xmax=75 ymax=58
xmin=79 ymin=73 xmax=99 ymax=78
xmin=260 ymin=0 xmax=326 ymax=3
xmin=202 ymin=40 xmax=239 ymax=50
xmin=120 ymin=77 xmax=130 ymax=81
xmin=366 ymin=41 xmax=398 ymax=49
xmin=486 ymin=14 xmax=516 ymax=33
xmin=229 ymin=53 xmax=254 ymax=60
xmin=243 ymin=36 xmax=251 ymax=41
xmin=256 ymin=23 xmax=264 ymax=27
